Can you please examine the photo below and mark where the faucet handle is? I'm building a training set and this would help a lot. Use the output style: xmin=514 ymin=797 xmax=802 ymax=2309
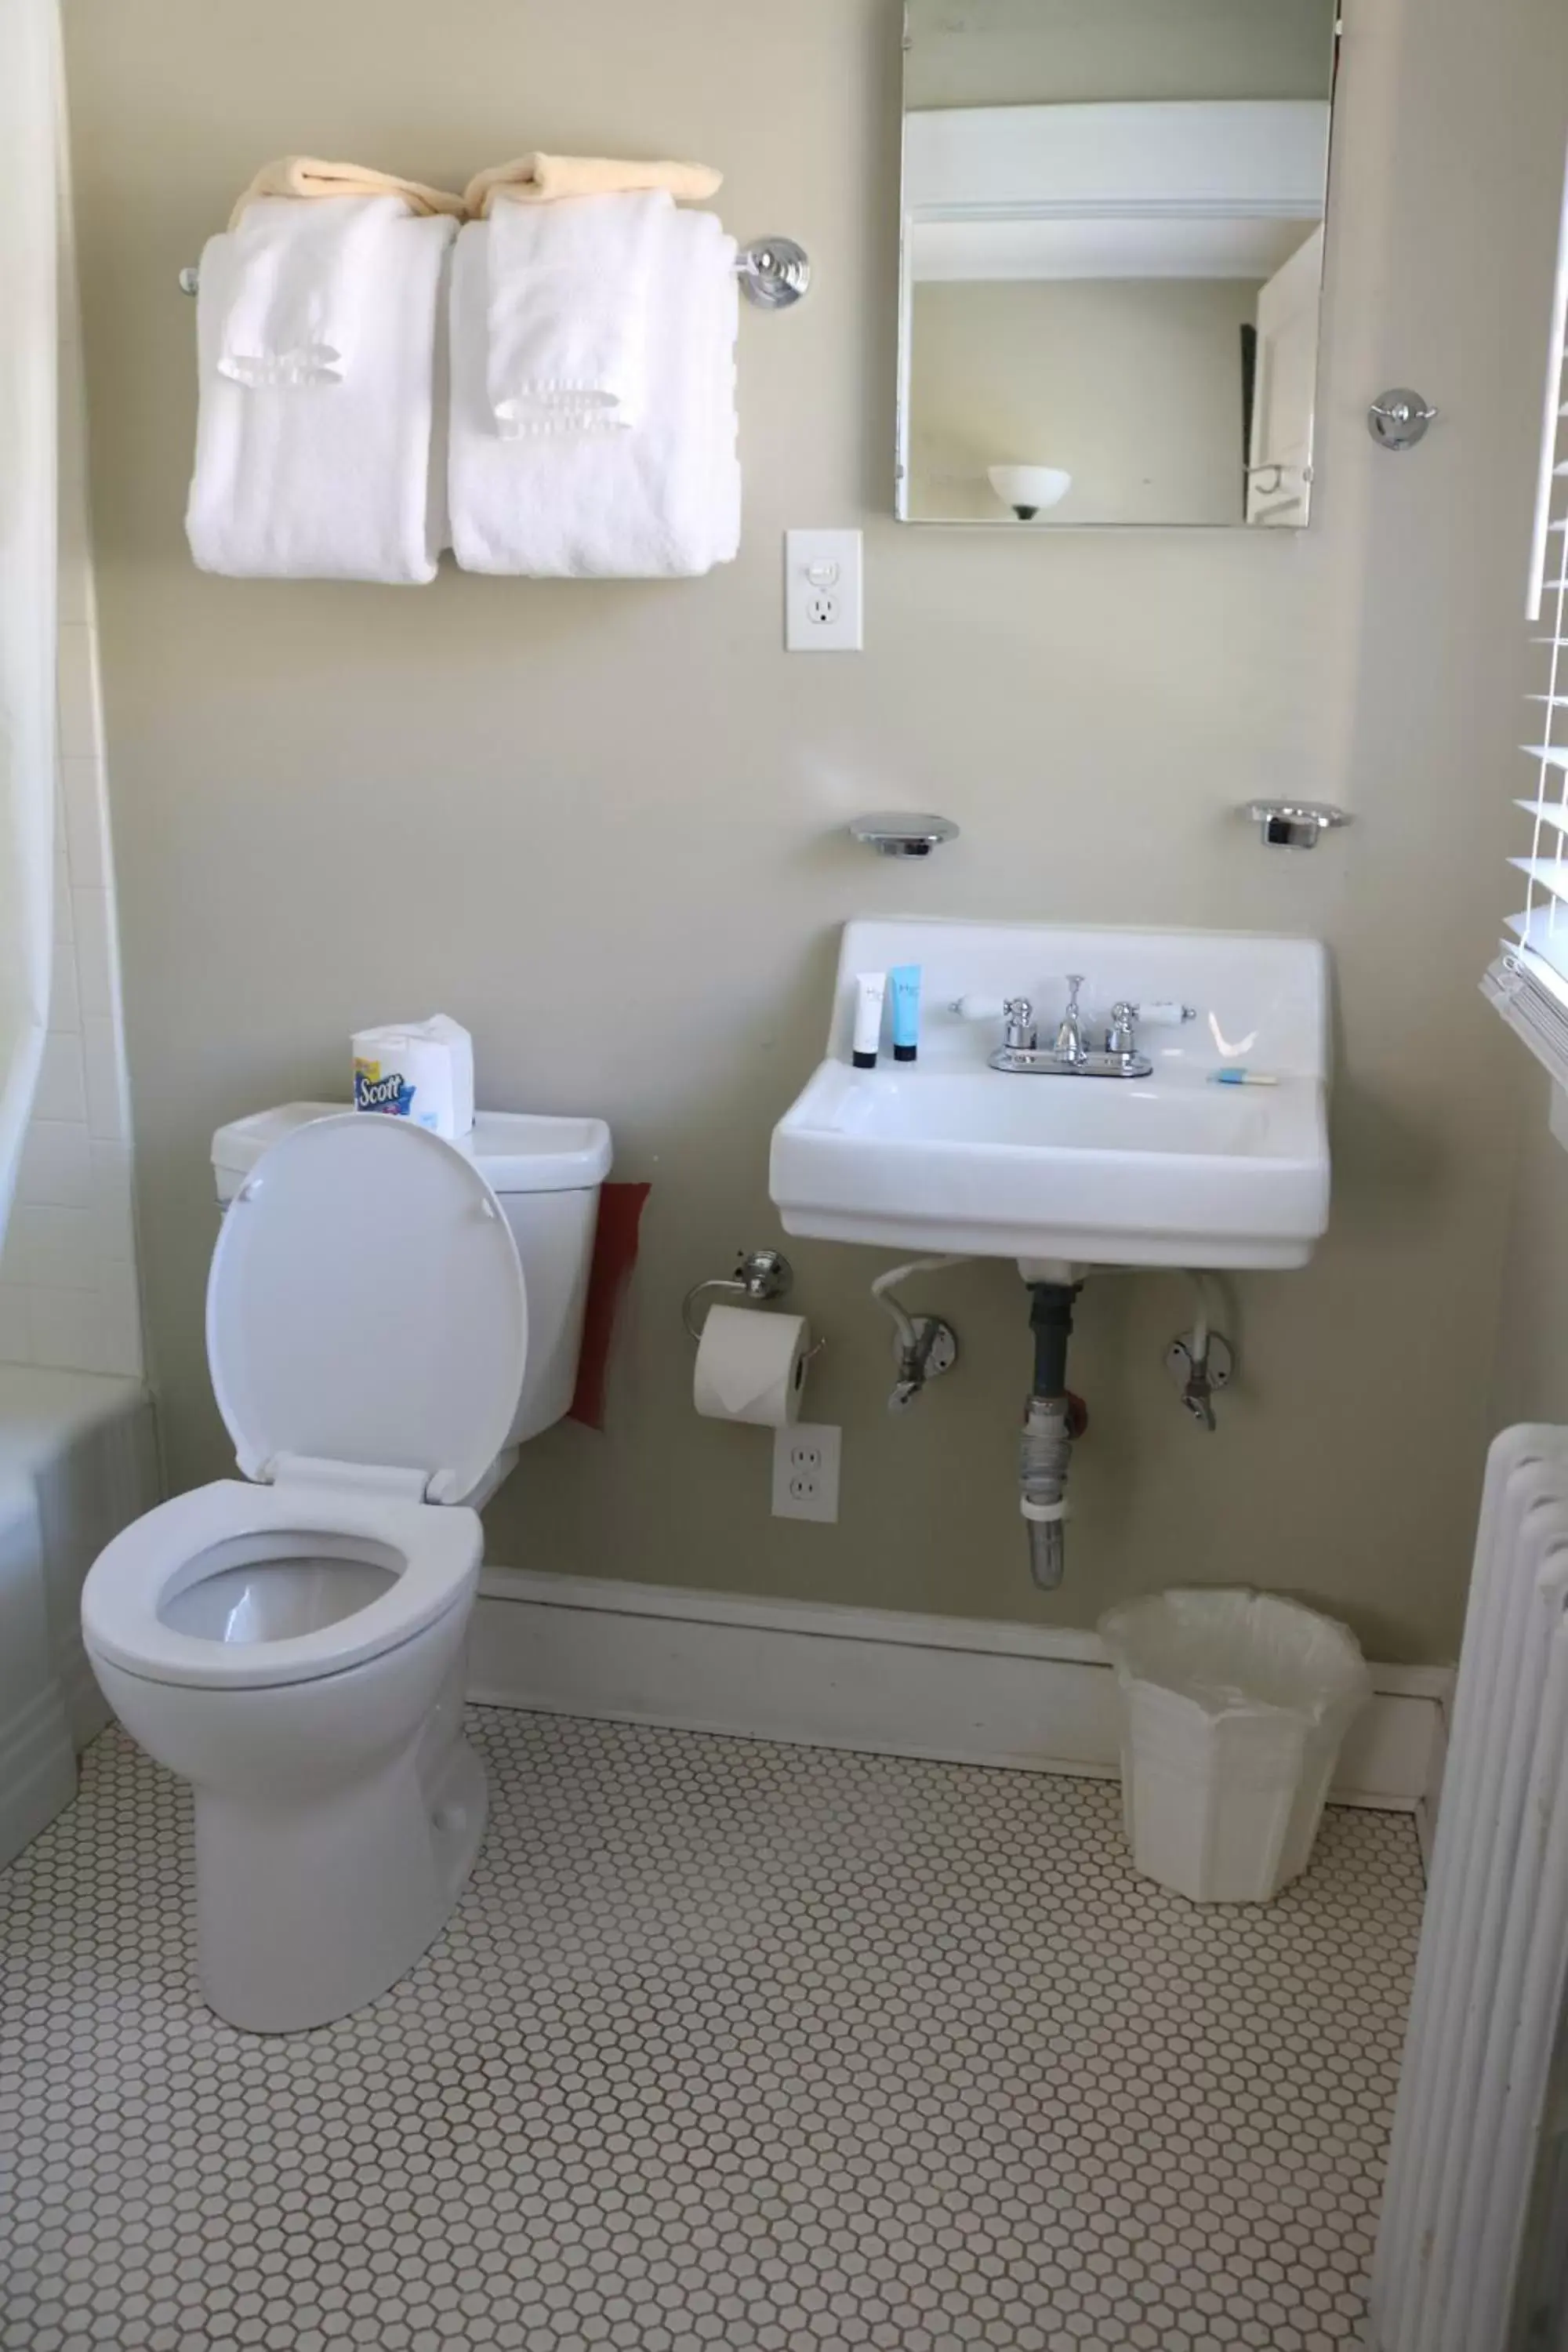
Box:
xmin=1063 ymin=973 xmax=1086 ymax=1011
xmin=1107 ymin=1000 xmax=1138 ymax=1056
xmin=1106 ymin=996 xmax=1197 ymax=1057
xmin=1003 ymin=996 xmax=1036 ymax=1051
xmin=948 ymin=993 xmax=1038 ymax=1049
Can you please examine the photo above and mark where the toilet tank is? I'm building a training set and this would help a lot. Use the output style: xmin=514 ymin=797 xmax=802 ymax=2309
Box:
xmin=211 ymin=1103 xmax=612 ymax=1451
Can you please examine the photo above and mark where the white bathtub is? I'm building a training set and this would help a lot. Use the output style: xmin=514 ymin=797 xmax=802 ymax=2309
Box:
xmin=0 ymin=1366 xmax=160 ymax=1866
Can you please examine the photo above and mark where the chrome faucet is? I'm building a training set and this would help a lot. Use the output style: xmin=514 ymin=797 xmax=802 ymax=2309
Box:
xmin=959 ymin=981 xmax=1194 ymax=1077
xmin=981 ymin=975 xmax=1162 ymax=1079
xmin=1054 ymin=975 xmax=1089 ymax=1069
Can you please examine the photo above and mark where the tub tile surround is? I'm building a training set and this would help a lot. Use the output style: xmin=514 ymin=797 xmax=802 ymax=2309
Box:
xmin=0 ymin=1365 xmax=160 ymax=1867
xmin=0 ymin=148 xmax=140 ymax=1383
xmin=0 ymin=1708 xmax=1424 ymax=2352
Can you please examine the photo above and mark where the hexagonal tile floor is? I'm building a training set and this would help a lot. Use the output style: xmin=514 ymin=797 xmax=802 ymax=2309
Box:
xmin=0 ymin=1709 xmax=1424 ymax=2352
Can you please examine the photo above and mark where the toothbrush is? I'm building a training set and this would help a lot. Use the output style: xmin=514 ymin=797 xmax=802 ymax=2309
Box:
xmin=1210 ymin=1069 xmax=1279 ymax=1087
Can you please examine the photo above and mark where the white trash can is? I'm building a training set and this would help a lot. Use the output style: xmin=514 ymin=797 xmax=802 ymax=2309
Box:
xmin=1098 ymin=1588 xmax=1372 ymax=1904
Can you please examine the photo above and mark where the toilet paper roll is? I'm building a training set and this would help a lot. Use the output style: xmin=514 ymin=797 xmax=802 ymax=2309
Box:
xmin=351 ymin=1015 xmax=474 ymax=1140
xmin=693 ymin=1305 xmax=811 ymax=1428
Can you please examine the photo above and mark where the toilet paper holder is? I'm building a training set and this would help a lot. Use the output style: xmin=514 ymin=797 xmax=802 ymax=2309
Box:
xmin=682 ymin=1249 xmax=826 ymax=1357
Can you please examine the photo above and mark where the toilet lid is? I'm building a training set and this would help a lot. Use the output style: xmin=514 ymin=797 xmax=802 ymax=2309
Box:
xmin=208 ymin=1113 xmax=528 ymax=1504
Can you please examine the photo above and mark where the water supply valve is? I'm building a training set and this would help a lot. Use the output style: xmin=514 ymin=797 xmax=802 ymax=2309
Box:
xmin=887 ymin=1316 xmax=959 ymax=1413
xmin=1167 ymin=1328 xmax=1235 ymax=1431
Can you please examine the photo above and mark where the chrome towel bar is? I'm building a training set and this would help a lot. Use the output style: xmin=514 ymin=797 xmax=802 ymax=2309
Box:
xmin=178 ymin=234 xmax=810 ymax=310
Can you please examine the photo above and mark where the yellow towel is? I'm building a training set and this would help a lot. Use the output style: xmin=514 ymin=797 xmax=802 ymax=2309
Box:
xmin=228 ymin=157 xmax=464 ymax=231
xmin=463 ymin=154 xmax=722 ymax=219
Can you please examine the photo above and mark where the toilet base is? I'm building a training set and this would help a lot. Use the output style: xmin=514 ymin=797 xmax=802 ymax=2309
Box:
xmin=87 ymin=1573 xmax=488 ymax=2034
xmin=194 ymin=1723 xmax=486 ymax=2033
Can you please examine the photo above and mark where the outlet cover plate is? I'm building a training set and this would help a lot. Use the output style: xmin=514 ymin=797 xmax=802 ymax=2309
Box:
xmin=785 ymin=530 xmax=863 ymax=653
xmin=771 ymin=1421 xmax=842 ymax=1522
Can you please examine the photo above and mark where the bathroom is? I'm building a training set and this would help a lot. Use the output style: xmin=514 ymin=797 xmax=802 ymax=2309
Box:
xmin=3 ymin=0 xmax=1568 ymax=2343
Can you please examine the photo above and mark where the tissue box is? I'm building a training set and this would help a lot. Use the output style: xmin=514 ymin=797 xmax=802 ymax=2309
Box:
xmin=351 ymin=1016 xmax=474 ymax=1140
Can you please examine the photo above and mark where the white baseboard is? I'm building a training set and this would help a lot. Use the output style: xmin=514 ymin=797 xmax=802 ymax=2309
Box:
xmin=470 ymin=1570 xmax=1453 ymax=1815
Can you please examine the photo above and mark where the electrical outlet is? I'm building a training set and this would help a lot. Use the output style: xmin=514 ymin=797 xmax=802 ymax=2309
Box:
xmin=771 ymin=1422 xmax=842 ymax=1523
xmin=784 ymin=530 xmax=863 ymax=652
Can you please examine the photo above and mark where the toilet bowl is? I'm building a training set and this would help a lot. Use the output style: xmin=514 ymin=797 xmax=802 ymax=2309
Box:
xmin=82 ymin=1105 xmax=610 ymax=2033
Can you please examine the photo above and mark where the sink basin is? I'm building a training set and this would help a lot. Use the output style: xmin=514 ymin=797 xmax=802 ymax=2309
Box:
xmin=769 ymin=918 xmax=1330 ymax=1269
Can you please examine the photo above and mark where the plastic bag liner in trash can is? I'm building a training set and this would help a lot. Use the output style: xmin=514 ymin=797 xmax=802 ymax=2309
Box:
xmin=1098 ymin=1588 xmax=1372 ymax=1904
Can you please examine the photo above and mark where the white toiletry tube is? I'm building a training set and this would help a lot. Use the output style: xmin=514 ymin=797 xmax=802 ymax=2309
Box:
xmin=852 ymin=972 xmax=887 ymax=1069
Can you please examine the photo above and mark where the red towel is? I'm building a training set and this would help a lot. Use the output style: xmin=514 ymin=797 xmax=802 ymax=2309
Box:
xmin=568 ymin=1181 xmax=651 ymax=1430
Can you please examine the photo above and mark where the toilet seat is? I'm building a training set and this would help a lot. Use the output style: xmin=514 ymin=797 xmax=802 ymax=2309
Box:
xmin=209 ymin=1112 xmax=529 ymax=1504
xmin=82 ymin=1479 xmax=482 ymax=1689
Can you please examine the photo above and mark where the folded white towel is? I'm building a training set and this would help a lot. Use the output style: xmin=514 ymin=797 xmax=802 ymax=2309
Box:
xmin=448 ymin=207 xmax=740 ymax=579
xmin=217 ymin=194 xmax=407 ymax=387
xmin=187 ymin=213 xmax=456 ymax=583
xmin=486 ymin=190 xmax=667 ymax=436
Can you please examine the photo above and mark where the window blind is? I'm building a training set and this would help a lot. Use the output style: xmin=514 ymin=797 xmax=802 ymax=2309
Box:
xmin=1486 ymin=147 xmax=1568 ymax=1081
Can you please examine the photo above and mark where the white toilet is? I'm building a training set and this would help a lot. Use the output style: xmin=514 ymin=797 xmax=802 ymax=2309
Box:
xmin=82 ymin=1102 xmax=610 ymax=2034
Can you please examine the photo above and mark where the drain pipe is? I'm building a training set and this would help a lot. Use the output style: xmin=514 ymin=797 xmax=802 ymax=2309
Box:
xmin=1022 ymin=1280 xmax=1081 ymax=1589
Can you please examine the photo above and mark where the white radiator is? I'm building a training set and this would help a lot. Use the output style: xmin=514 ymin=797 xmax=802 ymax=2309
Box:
xmin=1369 ymin=1426 xmax=1568 ymax=2352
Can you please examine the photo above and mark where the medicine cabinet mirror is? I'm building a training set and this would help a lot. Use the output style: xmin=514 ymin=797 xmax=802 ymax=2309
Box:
xmin=897 ymin=0 xmax=1340 ymax=528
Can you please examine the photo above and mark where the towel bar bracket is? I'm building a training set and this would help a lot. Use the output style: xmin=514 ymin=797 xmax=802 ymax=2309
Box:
xmin=735 ymin=237 xmax=811 ymax=309
xmin=176 ymin=235 xmax=811 ymax=310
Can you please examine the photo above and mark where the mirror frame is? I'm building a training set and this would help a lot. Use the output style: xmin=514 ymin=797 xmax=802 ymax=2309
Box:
xmin=894 ymin=2 xmax=1342 ymax=531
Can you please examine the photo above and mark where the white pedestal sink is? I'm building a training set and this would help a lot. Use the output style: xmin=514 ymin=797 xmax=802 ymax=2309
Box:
xmin=769 ymin=918 xmax=1330 ymax=1270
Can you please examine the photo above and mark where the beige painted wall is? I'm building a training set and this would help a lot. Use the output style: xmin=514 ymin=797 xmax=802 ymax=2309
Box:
xmin=908 ymin=278 xmax=1254 ymax=524
xmin=906 ymin=0 xmax=1336 ymax=111
xmin=61 ymin=0 xmax=1566 ymax=1662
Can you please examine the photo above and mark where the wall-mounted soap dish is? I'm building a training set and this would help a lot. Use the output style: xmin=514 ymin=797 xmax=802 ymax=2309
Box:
xmin=849 ymin=812 xmax=960 ymax=858
xmin=1241 ymin=800 xmax=1352 ymax=851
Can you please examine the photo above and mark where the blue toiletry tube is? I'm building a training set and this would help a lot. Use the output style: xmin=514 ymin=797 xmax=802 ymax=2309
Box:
xmin=888 ymin=965 xmax=921 ymax=1063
